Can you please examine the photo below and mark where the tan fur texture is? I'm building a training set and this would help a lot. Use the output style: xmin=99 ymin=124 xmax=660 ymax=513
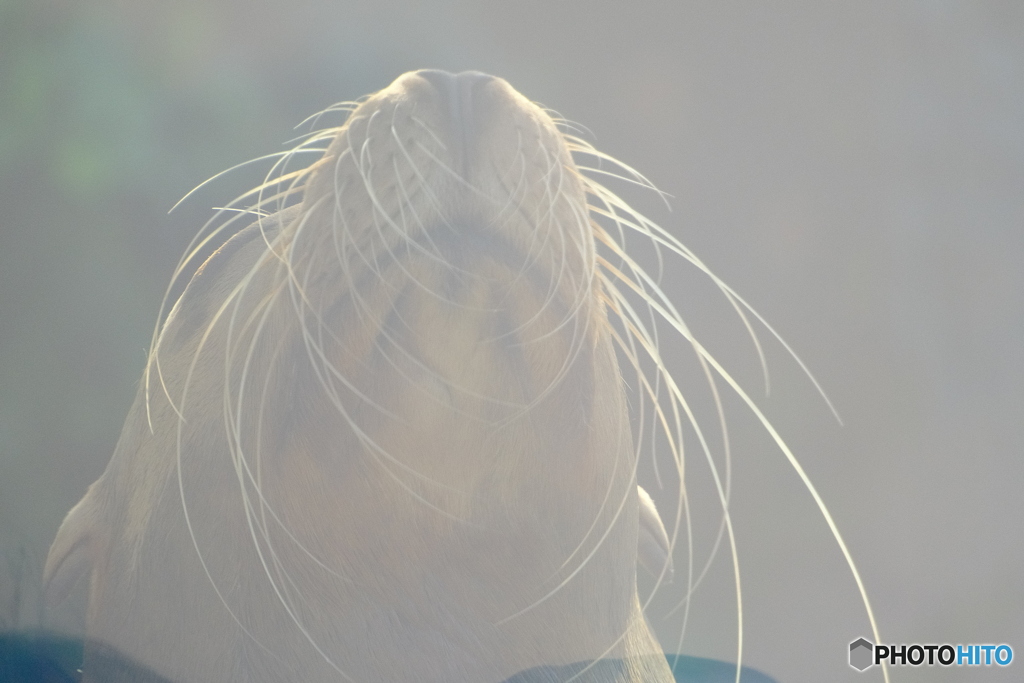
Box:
xmin=45 ymin=71 xmax=678 ymax=682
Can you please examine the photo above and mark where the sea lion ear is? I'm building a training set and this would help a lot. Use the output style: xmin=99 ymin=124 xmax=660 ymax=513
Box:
xmin=44 ymin=486 xmax=103 ymax=607
xmin=637 ymin=485 xmax=673 ymax=580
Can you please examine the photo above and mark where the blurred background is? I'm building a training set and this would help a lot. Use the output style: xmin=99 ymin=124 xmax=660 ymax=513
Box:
xmin=1 ymin=1 xmax=1021 ymax=681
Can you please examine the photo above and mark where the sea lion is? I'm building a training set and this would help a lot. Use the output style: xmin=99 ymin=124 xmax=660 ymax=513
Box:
xmin=42 ymin=70 xmax=881 ymax=683
xmin=43 ymin=70 xmax=680 ymax=682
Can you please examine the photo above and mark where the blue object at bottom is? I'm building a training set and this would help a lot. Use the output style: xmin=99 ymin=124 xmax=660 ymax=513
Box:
xmin=0 ymin=632 xmax=780 ymax=682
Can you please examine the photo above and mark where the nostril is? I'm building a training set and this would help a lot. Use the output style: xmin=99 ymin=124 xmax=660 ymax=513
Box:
xmin=414 ymin=69 xmax=460 ymax=128
xmin=415 ymin=69 xmax=458 ymax=92
xmin=453 ymin=73 xmax=498 ymax=126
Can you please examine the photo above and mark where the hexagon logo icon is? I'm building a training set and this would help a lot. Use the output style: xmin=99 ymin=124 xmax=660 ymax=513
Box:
xmin=849 ymin=637 xmax=875 ymax=671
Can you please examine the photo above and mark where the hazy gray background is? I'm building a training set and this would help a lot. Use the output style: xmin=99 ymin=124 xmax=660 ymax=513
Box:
xmin=1 ymin=1 xmax=1021 ymax=681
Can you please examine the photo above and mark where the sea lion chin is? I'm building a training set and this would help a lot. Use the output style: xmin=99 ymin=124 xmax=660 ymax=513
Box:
xmin=44 ymin=70 xmax=679 ymax=683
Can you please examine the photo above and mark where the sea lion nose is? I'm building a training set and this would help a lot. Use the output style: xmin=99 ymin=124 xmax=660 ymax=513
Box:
xmin=415 ymin=69 xmax=495 ymax=96
xmin=414 ymin=70 xmax=498 ymax=179
xmin=415 ymin=69 xmax=496 ymax=121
